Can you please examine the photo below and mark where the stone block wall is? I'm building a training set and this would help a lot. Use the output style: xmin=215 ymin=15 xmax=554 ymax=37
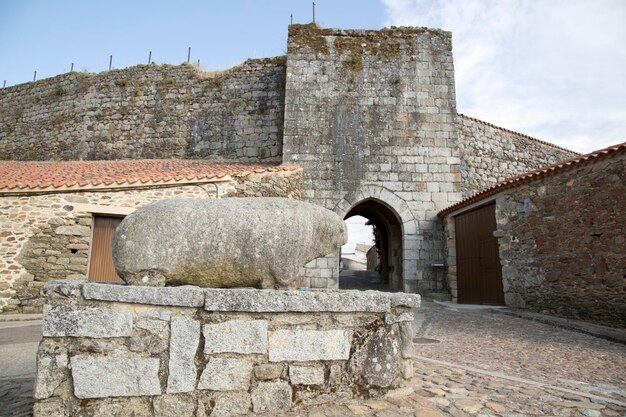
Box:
xmin=442 ymin=215 xmax=457 ymax=300
xmin=283 ymin=25 xmax=462 ymax=291
xmin=495 ymin=151 xmax=625 ymax=327
xmin=0 ymin=169 xmax=302 ymax=313
xmin=457 ymin=115 xmax=578 ymax=197
xmin=34 ymin=281 xmax=419 ymax=416
xmin=0 ymin=59 xmax=285 ymax=161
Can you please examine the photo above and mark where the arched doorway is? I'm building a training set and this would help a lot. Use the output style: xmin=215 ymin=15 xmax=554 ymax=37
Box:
xmin=340 ymin=199 xmax=404 ymax=291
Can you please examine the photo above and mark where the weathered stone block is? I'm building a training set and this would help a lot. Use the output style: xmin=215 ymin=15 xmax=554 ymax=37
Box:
xmin=398 ymin=322 xmax=416 ymax=359
xmin=135 ymin=316 xmax=169 ymax=334
xmin=33 ymin=398 xmax=66 ymax=417
xmin=385 ymin=311 xmax=414 ymax=325
xmin=42 ymin=305 xmax=132 ymax=338
xmin=197 ymin=358 xmax=253 ymax=391
xmin=167 ymin=317 xmax=201 ymax=393
xmin=349 ymin=325 xmax=402 ymax=389
xmin=198 ymin=391 xmax=252 ymax=417
xmin=203 ymin=320 xmax=268 ymax=354
xmin=254 ymin=364 xmax=284 ymax=381
xmin=72 ymin=397 xmax=153 ymax=417
xmin=269 ymin=329 xmax=350 ymax=362
xmin=289 ymin=364 xmax=325 ymax=385
xmin=329 ymin=363 xmax=344 ymax=387
xmin=389 ymin=293 xmax=421 ymax=308
xmin=153 ymin=394 xmax=196 ymax=417
xmin=55 ymin=225 xmax=90 ymax=236
xmin=204 ymin=288 xmax=391 ymax=312
xmin=83 ymin=283 xmax=205 ymax=307
xmin=71 ymin=355 xmax=161 ymax=398
xmin=34 ymin=344 xmax=69 ymax=399
xmin=251 ymin=381 xmax=292 ymax=413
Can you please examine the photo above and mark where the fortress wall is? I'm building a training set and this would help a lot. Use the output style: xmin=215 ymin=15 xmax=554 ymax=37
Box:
xmin=457 ymin=115 xmax=579 ymax=197
xmin=0 ymin=59 xmax=285 ymax=161
xmin=283 ymin=25 xmax=461 ymax=291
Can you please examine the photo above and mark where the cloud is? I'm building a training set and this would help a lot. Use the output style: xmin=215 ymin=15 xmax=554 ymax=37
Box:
xmin=381 ymin=0 xmax=626 ymax=153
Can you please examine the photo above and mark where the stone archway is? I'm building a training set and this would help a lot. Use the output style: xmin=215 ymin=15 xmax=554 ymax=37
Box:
xmin=334 ymin=185 xmax=418 ymax=292
xmin=344 ymin=199 xmax=404 ymax=290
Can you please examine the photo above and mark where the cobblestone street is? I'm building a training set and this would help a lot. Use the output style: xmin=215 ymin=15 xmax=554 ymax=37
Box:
xmin=276 ymin=300 xmax=626 ymax=417
xmin=0 ymin=317 xmax=39 ymax=417
xmin=1 ymin=300 xmax=625 ymax=416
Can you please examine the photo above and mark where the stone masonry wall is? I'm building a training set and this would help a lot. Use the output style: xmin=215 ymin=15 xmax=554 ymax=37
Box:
xmin=442 ymin=215 xmax=457 ymax=301
xmin=0 ymin=169 xmax=302 ymax=313
xmin=495 ymin=151 xmax=625 ymax=327
xmin=457 ymin=115 xmax=578 ymax=197
xmin=283 ymin=25 xmax=461 ymax=291
xmin=0 ymin=59 xmax=285 ymax=161
xmin=34 ymin=281 xmax=419 ymax=416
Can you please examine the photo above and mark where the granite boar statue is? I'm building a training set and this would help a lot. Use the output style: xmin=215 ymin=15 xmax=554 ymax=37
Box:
xmin=112 ymin=197 xmax=347 ymax=289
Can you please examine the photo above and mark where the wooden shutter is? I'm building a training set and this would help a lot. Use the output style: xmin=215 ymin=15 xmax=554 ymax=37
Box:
xmin=88 ymin=215 xmax=123 ymax=283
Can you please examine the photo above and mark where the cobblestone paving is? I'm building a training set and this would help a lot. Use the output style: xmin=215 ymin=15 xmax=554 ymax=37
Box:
xmin=275 ymin=301 xmax=626 ymax=417
xmin=0 ymin=377 xmax=34 ymax=417
xmin=414 ymin=301 xmax=626 ymax=404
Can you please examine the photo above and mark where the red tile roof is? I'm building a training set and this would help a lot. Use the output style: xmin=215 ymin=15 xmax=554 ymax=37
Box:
xmin=458 ymin=114 xmax=579 ymax=155
xmin=0 ymin=160 xmax=301 ymax=193
xmin=438 ymin=141 xmax=626 ymax=217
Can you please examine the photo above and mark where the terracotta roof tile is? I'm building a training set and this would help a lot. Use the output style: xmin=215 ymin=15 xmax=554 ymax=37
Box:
xmin=458 ymin=114 xmax=580 ymax=155
xmin=0 ymin=160 xmax=301 ymax=193
xmin=438 ymin=141 xmax=626 ymax=217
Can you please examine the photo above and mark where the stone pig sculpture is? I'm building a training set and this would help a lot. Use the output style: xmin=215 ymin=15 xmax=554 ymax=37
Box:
xmin=112 ymin=197 xmax=347 ymax=289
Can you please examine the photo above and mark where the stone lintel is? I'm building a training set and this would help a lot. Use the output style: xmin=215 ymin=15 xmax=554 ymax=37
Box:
xmin=82 ymin=283 xmax=205 ymax=307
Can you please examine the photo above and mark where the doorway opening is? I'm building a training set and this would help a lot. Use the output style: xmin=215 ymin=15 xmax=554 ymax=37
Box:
xmin=339 ymin=199 xmax=403 ymax=291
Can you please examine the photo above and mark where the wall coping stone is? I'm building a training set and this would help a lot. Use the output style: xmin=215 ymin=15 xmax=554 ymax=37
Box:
xmin=203 ymin=288 xmax=420 ymax=312
xmin=82 ymin=283 xmax=205 ymax=307
xmin=44 ymin=280 xmax=421 ymax=313
xmin=47 ymin=280 xmax=420 ymax=311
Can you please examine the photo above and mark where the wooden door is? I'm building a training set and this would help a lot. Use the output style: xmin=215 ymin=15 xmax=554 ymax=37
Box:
xmin=88 ymin=215 xmax=123 ymax=283
xmin=455 ymin=203 xmax=504 ymax=305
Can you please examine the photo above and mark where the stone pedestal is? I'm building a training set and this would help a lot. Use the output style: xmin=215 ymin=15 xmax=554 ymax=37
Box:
xmin=34 ymin=280 xmax=419 ymax=416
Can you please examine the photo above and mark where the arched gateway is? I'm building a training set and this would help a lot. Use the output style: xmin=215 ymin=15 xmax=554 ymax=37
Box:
xmin=334 ymin=186 xmax=418 ymax=292
xmin=343 ymin=199 xmax=403 ymax=290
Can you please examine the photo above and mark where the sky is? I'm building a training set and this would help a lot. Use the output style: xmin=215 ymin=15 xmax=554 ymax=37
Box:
xmin=343 ymin=216 xmax=375 ymax=253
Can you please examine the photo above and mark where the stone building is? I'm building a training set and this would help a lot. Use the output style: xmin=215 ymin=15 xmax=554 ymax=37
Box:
xmin=1 ymin=24 xmax=582 ymax=313
xmin=439 ymin=143 xmax=626 ymax=327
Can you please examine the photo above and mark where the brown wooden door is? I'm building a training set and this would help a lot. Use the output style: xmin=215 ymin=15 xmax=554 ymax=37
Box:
xmin=455 ymin=203 xmax=504 ymax=305
xmin=88 ymin=215 xmax=123 ymax=283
